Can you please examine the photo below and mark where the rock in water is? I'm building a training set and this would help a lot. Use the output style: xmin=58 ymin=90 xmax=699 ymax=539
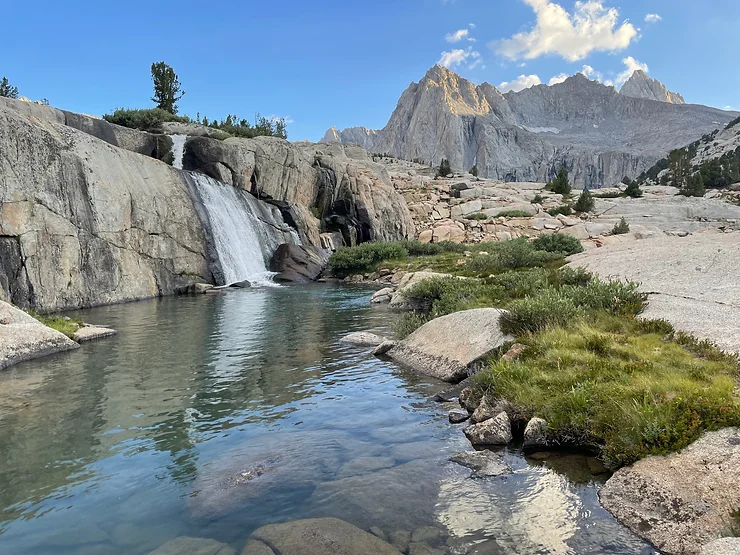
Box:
xmin=269 ymin=244 xmax=329 ymax=283
xmin=148 ymin=536 xmax=236 ymax=555
xmin=243 ymin=518 xmax=402 ymax=555
xmin=386 ymin=309 xmax=513 ymax=383
xmin=599 ymin=427 xmax=740 ymax=555
xmin=0 ymin=301 xmax=79 ymax=370
xmin=449 ymin=451 xmax=511 ymax=478
xmin=448 ymin=409 xmax=470 ymax=424
xmin=523 ymin=417 xmax=549 ymax=452
xmin=371 ymin=287 xmax=394 ymax=304
xmin=339 ymin=332 xmax=388 ymax=347
xmin=471 ymin=397 xmax=497 ymax=424
xmin=230 ymin=280 xmax=251 ymax=288
xmin=464 ymin=412 xmax=513 ymax=446
xmin=373 ymin=340 xmax=397 ymax=356
xmin=73 ymin=326 xmax=118 ymax=343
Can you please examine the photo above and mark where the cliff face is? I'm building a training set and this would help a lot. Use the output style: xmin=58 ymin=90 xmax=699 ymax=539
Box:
xmin=619 ymin=70 xmax=685 ymax=104
xmin=322 ymin=66 xmax=737 ymax=187
xmin=0 ymin=98 xmax=414 ymax=311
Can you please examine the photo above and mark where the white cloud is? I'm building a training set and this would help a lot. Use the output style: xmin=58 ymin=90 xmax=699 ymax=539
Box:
xmin=548 ymin=73 xmax=569 ymax=85
xmin=469 ymin=23 xmax=476 ymax=29
xmin=446 ymin=29 xmax=470 ymax=43
xmin=580 ymin=64 xmax=604 ymax=81
xmin=494 ymin=0 xmax=638 ymax=62
xmin=438 ymin=47 xmax=482 ymax=69
xmin=615 ymin=56 xmax=648 ymax=86
xmin=499 ymin=74 xmax=542 ymax=92
xmin=267 ymin=114 xmax=294 ymax=124
xmin=645 ymin=13 xmax=662 ymax=23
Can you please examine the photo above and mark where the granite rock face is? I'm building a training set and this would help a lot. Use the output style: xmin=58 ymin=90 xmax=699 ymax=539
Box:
xmin=323 ymin=65 xmax=736 ymax=187
xmin=0 ymin=102 xmax=211 ymax=312
xmin=600 ymin=428 xmax=740 ymax=555
xmin=619 ymin=70 xmax=685 ymax=104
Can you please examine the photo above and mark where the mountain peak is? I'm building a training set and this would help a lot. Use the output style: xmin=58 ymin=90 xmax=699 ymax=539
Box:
xmin=620 ymin=71 xmax=685 ymax=104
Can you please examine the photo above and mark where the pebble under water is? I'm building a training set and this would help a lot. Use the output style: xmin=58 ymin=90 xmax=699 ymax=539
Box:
xmin=0 ymin=285 xmax=655 ymax=554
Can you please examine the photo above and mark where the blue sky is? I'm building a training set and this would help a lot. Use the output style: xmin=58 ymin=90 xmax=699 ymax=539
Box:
xmin=2 ymin=0 xmax=738 ymax=141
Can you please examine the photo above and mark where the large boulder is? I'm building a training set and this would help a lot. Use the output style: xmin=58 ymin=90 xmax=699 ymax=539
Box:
xmin=386 ymin=309 xmax=513 ymax=382
xmin=599 ymin=427 xmax=740 ymax=555
xmin=0 ymin=301 xmax=79 ymax=370
xmin=269 ymin=243 xmax=329 ymax=283
xmin=242 ymin=518 xmax=402 ymax=555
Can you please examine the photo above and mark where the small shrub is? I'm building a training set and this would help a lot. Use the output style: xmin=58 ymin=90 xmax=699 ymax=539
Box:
xmin=103 ymin=107 xmax=190 ymax=130
xmin=394 ymin=312 xmax=428 ymax=339
xmin=550 ymin=266 xmax=593 ymax=288
xmin=624 ymin=180 xmax=643 ymax=198
xmin=547 ymin=205 xmax=573 ymax=217
xmin=531 ymin=194 xmax=545 ymax=204
xmin=501 ymin=290 xmax=583 ymax=334
xmin=495 ymin=210 xmax=532 ymax=218
xmin=465 ymin=212 xmax=489 ymax=221
xmin=547 ymin=168 xmax=571 ymax=195
xmin=612 ymin=217 xmax=630 ymax=235
xmin=466 ymin=239 xmax=561 ymax=275
xmin=469 ymin=165 xmax=479 ymax=177
xmin=437 ymin=158 xmax=452 ymax=178
xmin=574 ymin=190 xmax=595 ymax=213
xmin=561 ymin=279 xmax=647 ymax=316
xmin=592 ymin=191 xmax=621 ymax=199
xmin=636 ymin=318 xmax=675 ymax=336
xmin=329 ymin=242 xmax=408 ymax=277
xmin=491 ymin=268 xmax=549 ymax=298
xmin=531 ymin=234 xmax=584 ymax=256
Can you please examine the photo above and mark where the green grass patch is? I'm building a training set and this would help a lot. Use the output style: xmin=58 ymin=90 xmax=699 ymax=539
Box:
xmin=465 ymin=212 xmax=489 ymax=221
xmin=473 ymin=318 xmax=740 ymax=468
xmin=28 ymin=311 xmax=83 ymax=338
xmin=495 ymin=210 xmax=532 ymax=218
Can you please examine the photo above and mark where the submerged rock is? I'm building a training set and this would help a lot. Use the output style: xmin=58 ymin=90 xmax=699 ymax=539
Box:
xmin=449 ymin=450 xmax=511 ymax=478
xmin=148 ymin=536 xmax=235 ymax=555
xmin=386 ymin=309 xmax=513 ymax=383
xmin=600 ymin=427 xmax=740 ymax=555
xmin=339 ymin=332 xmax=387 ymax=347
xmin=464 ymin=412 xmax=513 ymax=446
xmin=0 ymin=301 xmax=79 ymax=370
xmin=73 ymin=325 xmax=118 ymax=343
xmin=243 ymin=518 xmax=401 ymax=555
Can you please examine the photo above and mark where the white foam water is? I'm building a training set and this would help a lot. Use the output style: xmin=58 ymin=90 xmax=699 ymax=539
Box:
xmin=170 ymin=134 xmax=187 ymax=170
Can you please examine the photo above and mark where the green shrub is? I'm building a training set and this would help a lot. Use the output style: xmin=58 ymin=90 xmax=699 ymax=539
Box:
xmin=398 ymin=240 xmax=466 ymax=256
xmin=550 ymin=266 xmax=593 ymax=288
xmin=329 ymin=242 xmax=408 ymax=277
xmin=103 ymin=108 xmax=190 ymax=130
xmin=531 ymin=234 xmax=584 ymax=256
xmin=491 ymin=268 xmax=549 ymax=298
xmin=547 ymin=168 xmax=571 ymax=195
xmin=495 ymin=210 xmax=532 ymax=218
xmin=402 ymin=277 xmax=502 ymax=318
xmin=394 ymin=312 xmax=428 ymax=339
xmin=465 ymin=212 xmax=489 ymax=221
xmin=469 ymin=165 xmax=479 ymax=177
xmin=679 ymin=173 xmax=706 ymax=197
xmin=437 ymin=158 xmax=452 ymax=178
xmin=501 ymin=290 xmax=583 ymax=334
xmin=561 ymin=279 xmax=647 ymax=316
xmin=592 ymin=190 xmax=622 ymax=199
xmin=465 ymin=239 xmax=561 ymax=275
xmin=612 ymin=217 xmax=630 ymax=235
xmin=624 ymin=180 xmax=643 ymax=198
xmin=574 ymin=190 xmax=595 ymax=213
xmin=531 ymin=194 xmax=545 ymax=204
xmin=547 ymin=205 xmax=573 ymax=217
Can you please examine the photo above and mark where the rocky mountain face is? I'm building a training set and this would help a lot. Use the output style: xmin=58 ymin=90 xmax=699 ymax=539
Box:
xmin=619 ymin=70 xmax=685 ymax=104
xmin=0 ymin=98 xmax=412 ymax=311
xmin=322 ymin=65 xmax=736 ymax=187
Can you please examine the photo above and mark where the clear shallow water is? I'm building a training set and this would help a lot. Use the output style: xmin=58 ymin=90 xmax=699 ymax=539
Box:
xmin=0 ymin=285 xmax=654 ymax=554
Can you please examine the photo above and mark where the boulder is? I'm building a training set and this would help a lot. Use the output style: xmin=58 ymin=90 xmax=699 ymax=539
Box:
xmin=523 ymin=417 xmax=549 ymax=451
xmin=371 ymin=287 xmax=394 ymax=304
xmin=386 ymin=309 xmax=514 ymax=382
xmin=448 ymin=409 xmax=470 ymax=424
xmin=269 ymin=244 xmax=329 ymax=283
xmin=73 ymin=326 xmax=118 ymax=343
xmin=458 ymin=386 xmax=481 ymax=412
xmin=600 ymin=427 xmax=740 ymax=555
xmin=388 ymin=272 xmax=451 ymax=310
xmin=373 ymin=340 xmax=397 ymax=356
xmin=701 ymin=538 xmax=740 ymax=555
xmin=148 ymin=537 xmax=236 ymax=555
xmin=230 ymin=280 xmax=252 ymax=288
xmin=242 ymin=518 xmax=401 ymax=555
xmin=431 ymin=225 xmax=465 ymax=243
xmin=463 ymin=412 xmax=513 ymax=446
xmin=339 ymin=332 xmax=387 ymax=347
xmin=418 ymin=230 xmax=433 ymax=244
xmin=449 ymin=450 xmax=511 ymax=478
xmin=176 ymin=283 xmax=216 ymax=295
xmin=0 ymin=301 xmax=79 ymax=370
xmin=471 ymin=397 xmax=497 ymax=424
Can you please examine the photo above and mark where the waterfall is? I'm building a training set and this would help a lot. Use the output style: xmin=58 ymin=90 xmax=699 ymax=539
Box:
xmin=185 ymin=172 xmax=300 ymax=287
xmin=171 ymin=134 xmax=187 ymax=170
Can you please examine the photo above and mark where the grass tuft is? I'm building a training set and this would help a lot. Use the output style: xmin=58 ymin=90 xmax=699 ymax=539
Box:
xmin=28 ymin=311 xmax=83 ymax=338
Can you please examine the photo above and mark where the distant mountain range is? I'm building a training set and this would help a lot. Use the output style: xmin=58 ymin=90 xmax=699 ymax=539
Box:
xmin=322 ymin=65 xmax=737 ymax=187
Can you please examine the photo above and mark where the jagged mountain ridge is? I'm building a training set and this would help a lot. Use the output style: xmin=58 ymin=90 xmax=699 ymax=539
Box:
xmin=323 ymin=65 xmax=737 ymax=187
xmin=619 ymin=70 xmax=685 ymax=104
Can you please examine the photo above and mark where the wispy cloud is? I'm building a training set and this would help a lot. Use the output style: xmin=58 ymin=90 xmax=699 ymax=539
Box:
xmin=499 ymin=74 xmax=542 ymax=92
xmin=446 ymin=29 xmax=471 ymax=43
xmin=438 ymin=47 xmax=482 ymax=70
xmin=615 ymin=56 xmax=648 ymax=87
xmin=548 ymin=73 xmax=569 ymax=85
xmin=494 ymin=0 xmax=638 ymax=62
xmin=267 ymin=114 xmax=294 ymax=124
xmin=645 ymin=13 xmax=662 ymax=23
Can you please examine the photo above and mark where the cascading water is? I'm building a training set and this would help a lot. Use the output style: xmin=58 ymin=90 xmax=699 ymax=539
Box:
xmin=185 ymin=172 xmax=300 ymax=287
xmin=170 ymin=134 xmax=187 ymax=170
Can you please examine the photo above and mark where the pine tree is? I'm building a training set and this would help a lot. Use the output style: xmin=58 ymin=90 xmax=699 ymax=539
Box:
xmin=150 ymin=62 xmax=185 ymax=114
xmin=574 ymin=189 xmax=595 ymax=212
xmin=680 ymin=173 xmax=706 ymax=197
xmin=612 ymin=217 xmax=630 ymax=235
xmin=436 ymin=158 xmax=452 ymax=178
xmin=0 ymin=77 xmax=19 ymax=99
xmin=469 ymin=165 xmax=479 ymax=177
xmin=547 ymin=168 xmax=571 ymax=195
xmin=624 ymin=179 xmax=643 ymax=198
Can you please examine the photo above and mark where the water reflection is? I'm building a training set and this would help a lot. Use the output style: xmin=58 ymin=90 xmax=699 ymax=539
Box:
xmin=0 ymin=285 xmax=654 ymax=554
